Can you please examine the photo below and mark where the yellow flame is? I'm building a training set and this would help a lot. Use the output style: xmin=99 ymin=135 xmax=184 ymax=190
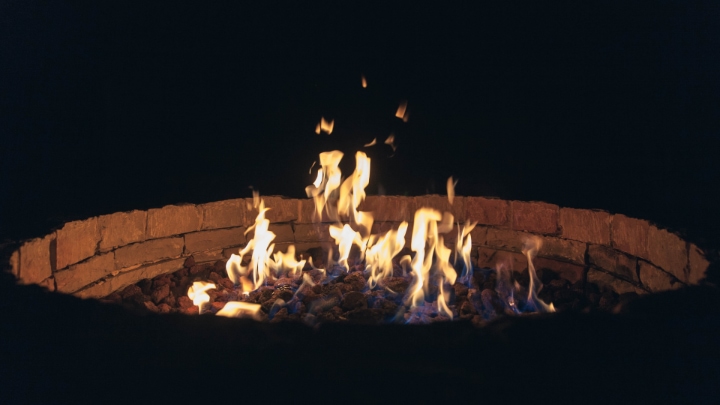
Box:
xmin=522 ymin=236 xmax=555 ymax=313
xmin=317 ymin=117 xmax=334 ymax=134
xmin=187 ymin=281 xmax=216 ymax=314
xmin=216 ymin=301 xmax=262 ymax=320
xmin=329 ymin=224 xmax=365 ymax=270
xmin=446 ymin=177 xmax=457 ymax=205
xmin=361 ymin=74 xmax=367 ymax=88
xmin=395 ymin=100 xmax=407 ymax=119
xmin=366 ymin=222 xmax=408 ymax=288
xmin=272 ymin=245 xmax=307 ymax=279
xmin=364 ymin=138 xmax=377 ymax=147
xmin=231 ymin=192 xmax=277 ymax=291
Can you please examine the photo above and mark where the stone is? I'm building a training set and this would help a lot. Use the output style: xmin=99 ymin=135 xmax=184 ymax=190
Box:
xmin=191 ymin=249 xmax=225 ymax=263
xmin=56 ymin=218 xmax=99 ymax=269
xmin=146 ymin=204 xmax=202 ymax=239
xmin=647 ymin=226 xmax=688 ymax=282
xmin=247 ymin=196 xmax=298 ymax=224
xmin=17 ymin=233 xmax=55 ymax=285
xmin=558 ymin=208 xmax=611 ymax=245
xmin=511 ymin=201 xmax=559 ymax=235
xmin=688 ymin=244 xmax=710 ymax=284
xmin=534 ymin=258 xmax=585 ymax=284
xmin=476 ymin=247 xmax=527 ymax=272
xmin=200 ymin=198 xmax=246 ymax=230
xmin=358 ymin=195 xmax=416 ymax=222
xmin=469 ymin=226 xmax=488 ymax=246
xmin=465 ymin=197 xmax=509 ymax=227
xmin=55 ymin=252 xmax=115 ymax=294
xmin=114 ymin=237 xmax=184 ymax=269
xmin=537 ymin=236 xmax=586 ymax=265
xmin=98 ymin=210 xmax=146 ymax=252
xmin=268 ymin=223 xmax=295 ymax=243
xmin=483 ymin=228 xmax=530 ymax=252
xmin=415 ymin=195 xmax=465 ymax=222
xmin=588 ymin=244 xmax=638 ymax=282
xmin=184 ymin=227 xmax=246 ymax=254
xmin=298 ymin=198 xmax=335 ymax=223
xmin=587 ymin=269 xmax=644 ymax=295
xmin=639 ymin=261 xmax=682 ymax=293
xmin=9 ymin=250 xmax=19 ymax=278
xmin=39 ymin=277 xmax=55 ymax=292
xmin=75 ymin=258 xmax=186 ymax=299
xmin=610 ymin=214 xmax=649 ymax=259
xmin=294 ymin=223 xmax=332 ymax=242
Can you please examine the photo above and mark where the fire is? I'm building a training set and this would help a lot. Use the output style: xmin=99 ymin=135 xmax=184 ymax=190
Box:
xmin=395 ymin=100 xmax=408 ymax=120
xmin=361 ymin=74 xmax=367 ymax=88
xmin=315 ymin=117 xmax=334 ymax=134
xmin=522 ymin=236 xmax=555 ymax=313
xmin=187 ymin=281 xmax=216 ymax=314
xmin=216 ymin=302 xmax=262 ymax=320
xmin=365 ymin=222 xmax=408 ymax=288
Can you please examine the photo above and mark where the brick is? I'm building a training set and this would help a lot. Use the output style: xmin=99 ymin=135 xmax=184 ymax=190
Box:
xmin=184 ymin=227 xmax=246 ymax=253
xmin=268 ymin=223 xmax=295 ymax=243
xmin=483 ymin=228 xmax=530 ymax=252
xmin=56 ymin=218 xmax=98 ymax=269
xmin=415 ymin=195 xmax=465 ymax=222
xmin=200 ymin=198 xmax=246 ymax=230
xmin=294 ymin=223 xmax=332 ymax=242
xmin=114 ymin=237 xmax=184 ymax=269
xmin=537 ymin=237 xmax=586 ymax=265
xmin=511 ymin=201 xmax=559 ymax=235
xmin=559 ymin=208 xmax=611 ymax=245
xmin=647 ymin=226 xmax=688 ymax=282
xmin=358 ymin=196 xmax=416 ymax=222
xmin=147 ymin=204 xmax=202 ymax=239
xmin=534 ymin=258 xmax=585 ymax=283
xmin=688 ymin=244 xmax=710 ymax=284
xmin=18 ymin=233 xmax=55 ymax=284
xmin=55 ymin=252 xmax=115 ymax=294
xmin=222 ymin=245 xmax=246 ymax=259
xmin=639 ymin=261 xmax=682 ymax=293
xmin=587 ymin=269 xmax=644 ymax=295
xmin=75 ymin=258 xmax=185 ymax=299
xmin=588 ymin=244 xmax=638 ymax=282
xmin=298 ymin=198 xmax=335 ymax=223
xmin=98 ymin=210 xmax=146 ymax=251
xmin=476 ymin=247 xmax=528 ymax=271
xmin=469 ymin=226 xmax=488 ymax=246
xmin=465 ymin=197 xmax=509 ymax=227
xmin=39 ymin=277 xmax=55 ymax=292
xmin=371 ymin=222 xmax=412 ymax=248
xmin=610 ymin=214 xmax=649 ymax=259
xmin=248 ymin=196 xmax=299 ymax=224
xmin=191 ymin=249 xmax=225 ymax=263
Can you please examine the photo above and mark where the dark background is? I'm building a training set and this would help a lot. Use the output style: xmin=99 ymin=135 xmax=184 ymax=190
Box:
xmin=2 ymin=1 xmax=719 ymax=252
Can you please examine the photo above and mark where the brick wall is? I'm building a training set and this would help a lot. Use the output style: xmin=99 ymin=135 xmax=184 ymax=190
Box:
xmin=6 ymin=196 xmax=711 ymax=298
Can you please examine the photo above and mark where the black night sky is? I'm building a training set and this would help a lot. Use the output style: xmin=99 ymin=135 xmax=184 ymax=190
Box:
xmin=2 ymin=1 xmax=719 ymax=252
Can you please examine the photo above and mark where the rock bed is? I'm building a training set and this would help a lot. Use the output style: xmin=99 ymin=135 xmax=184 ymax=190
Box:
xmin=99 ymin=254 xmax=639 ymax=326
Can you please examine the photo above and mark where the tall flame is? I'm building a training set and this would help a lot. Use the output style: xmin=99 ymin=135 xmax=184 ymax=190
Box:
xmin=522 ymin=236 xmax=555 ymax=313
xmin=366 ymin=222 xmax=408 ymax=288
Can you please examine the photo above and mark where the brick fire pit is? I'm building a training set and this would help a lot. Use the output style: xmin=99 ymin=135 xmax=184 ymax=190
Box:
xmin=8 ymin=195 xmax=710 ymax=300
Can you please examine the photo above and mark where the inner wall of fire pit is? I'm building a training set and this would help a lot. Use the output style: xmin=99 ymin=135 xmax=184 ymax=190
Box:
xmin=7 ymin=196 xmax=711 ymax=298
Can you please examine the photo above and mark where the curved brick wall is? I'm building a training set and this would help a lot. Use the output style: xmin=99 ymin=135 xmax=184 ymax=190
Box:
xmin=7 ymin=196 xmax=711 ymax=298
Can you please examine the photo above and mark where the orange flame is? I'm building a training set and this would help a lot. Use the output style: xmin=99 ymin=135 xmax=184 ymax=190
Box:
xmin=366 ymin=222 xmax=408 ymax=288
xmin=187 ymin=281 xmax=216 ymax=314
xmin=316 ymin=117 xmax=334 ymax=134
xmin=522 ymin=236 xmax=555 ymax=313
xmin=361 ymin=74 xmax=367 ymax=88
xmin=216 ymin=302 xmax=262 ymax=320
xmin=395 ymin=100 xmax=408 ymax=119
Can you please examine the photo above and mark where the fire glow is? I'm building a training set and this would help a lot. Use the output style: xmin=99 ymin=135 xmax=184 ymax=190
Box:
xmin=188 ymin=147 xmax=555 ymax=324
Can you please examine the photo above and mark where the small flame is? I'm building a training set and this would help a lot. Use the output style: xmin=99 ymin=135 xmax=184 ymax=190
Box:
xmin=395 ymin=100 xmax=408 ymax=120
xmin=361 ymin=74 xmax=367 ymax=88
xmin=216 ymin=301 xmax=262 ymax=320
xmin=446 ymin=177 xmax=457 ymax=205
xmin=187 ymin=281 xmax=216 ymax=314
xmin=456 ymin=221 xmax=477 ymax=287
xmin=522 ymin=236 xmax=555 ymax=313
xmin=272 ymin=245 xmax=307 ymax=279
xmin=364 ymin=138 xmax=377 ymax=147
xmin=317 ymin=117 xmax=334 ymax=134
xmin=384 ymin=134 xmax=397 ymax=152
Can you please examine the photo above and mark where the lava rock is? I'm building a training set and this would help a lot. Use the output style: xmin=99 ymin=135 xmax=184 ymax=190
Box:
xmin=120 ymin=285 xmax=142 ymax=299
xmin=344 ymin=272 xmax=366 ymax=292
xmin=341 ymin=291 xmax=368 ymax=311
xmin=151 ymin=284 xmax=170 ymax=304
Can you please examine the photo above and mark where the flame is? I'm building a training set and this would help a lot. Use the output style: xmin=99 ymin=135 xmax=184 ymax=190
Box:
xmin=364 ymin=138 xmax=377 ymax=147
xmin=456 ymin=221 xmax=477 ymax=287
xmin=522 ymin=236 xmax=555 ymax=313
xmin=384 ymin=134 xmax=397 ymax=152
xmin=361 ymin=74 xmax=367 ymax=88
xmin=187 ymin=281 xmax=216 ymax=314
xmin=395 ymin=100 xmax=407 ymax=120
xmin=305 ymin=150 xmax=344 ymax=221
xmin=336 ymin=151 xmax=374 ymax=236
xmin=329 ymin=224 xmax=365 ymax=270
xmin=446 ymin=177 xmax=457 ymax=204
xmin=272 ymin=245 xmax=307 ymax=279
xmin=318 ymin=117 xmax=334 ymax=134
xmin=366 ymin=222 xmax=408 ymax=288
xmin=216 ymin=301 xmax=262 ymax=320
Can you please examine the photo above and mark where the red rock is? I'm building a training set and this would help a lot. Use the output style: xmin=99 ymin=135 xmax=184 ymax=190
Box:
xmin=151 ymin=284 xmax=170 ymax=304
xmin=177 ymin=295 xmax=193 ymax=309
xmin=120 ymin=285 xmax=142 ymax=299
